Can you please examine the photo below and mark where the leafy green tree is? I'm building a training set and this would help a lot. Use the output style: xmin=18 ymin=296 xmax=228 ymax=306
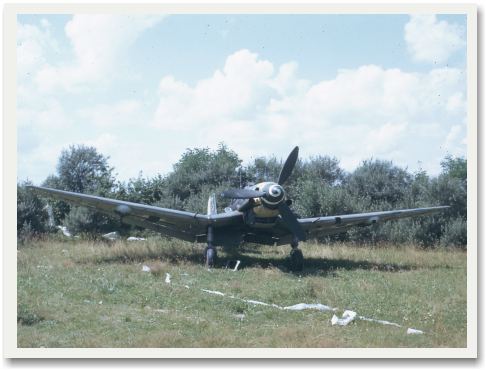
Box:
xmin=244 ymin=156 xmax=282 ymax=184
xmin=55 ymin=144 xmax=116 ymax=195
xmin=441 ymin=155 xmax=467 ymax=182
xmin=20 ymin=143 xmax=466 ymax=248
xmin=42 ymin=145 xmax=117 ymax=234
xmin=17 ymin=181 xmax=49 ymax=242
xmin=120 ymin=173 xmax=167 ymax=205
xmin=166 ymin=143 xmax=241 ymax=200
xmin=297 ymin=155 xmax=345 ymax=186
xmin=346 ymin=159 xmax=412 ymax=206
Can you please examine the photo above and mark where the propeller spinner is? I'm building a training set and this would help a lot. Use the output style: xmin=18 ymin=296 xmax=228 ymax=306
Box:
xmin=221 ymin=146 xmax=306 ymax=241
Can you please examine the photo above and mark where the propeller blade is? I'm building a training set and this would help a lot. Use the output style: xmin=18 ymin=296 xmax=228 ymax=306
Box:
xmin=278 ymin=202 xmax=306 ymax=241
xmin=278 ymin=146 xmax=299 ymax=185
xmin=221 ymin=188 xmax=265 ymax=199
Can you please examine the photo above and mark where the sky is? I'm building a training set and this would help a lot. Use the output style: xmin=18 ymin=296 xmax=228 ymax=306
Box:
xmin=16 ymin=13 xmax=468 ymax=184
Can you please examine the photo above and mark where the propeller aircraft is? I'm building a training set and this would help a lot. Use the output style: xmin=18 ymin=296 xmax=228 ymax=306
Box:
xmin=28 ymin=147 xmax=449 ymax=271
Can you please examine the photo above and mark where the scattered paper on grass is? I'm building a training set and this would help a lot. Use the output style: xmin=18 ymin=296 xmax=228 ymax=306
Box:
xmin=142 ymin=265 xmax=151 ymax=272
xmin=57 ymin=225 xmax=72 ymax=237
xmin=331 ymin=310 xmax=357 ymax=326
xmin=243 ymin=299 xmax=272 ymax=307
xmin=225 ymin=260 xmax=241 ymax=271
xmin=284 ymin=303 xmax=335 ymax=312
xmin=359 ymin=316 xmax=402 ymax=328
xmin=102 ymin=231 xmax=120 ymax=240
xmin=201 ymin=289 xmax=225 ymax=296
xmin=168 ymin=275 xmax=423 ymax=334
xmin=407 ymin=328 xmax=424 ymax=335
xmin=165 ymin=273 xmax=171 ymax=284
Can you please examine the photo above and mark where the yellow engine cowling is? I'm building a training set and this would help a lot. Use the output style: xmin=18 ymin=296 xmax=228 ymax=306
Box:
xmin=252 ymin=203 xmax=280 ymax=218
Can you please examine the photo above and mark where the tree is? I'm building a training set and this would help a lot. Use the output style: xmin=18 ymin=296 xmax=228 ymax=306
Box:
xmin=441 ymin=155 xmax=467 ymax=182
xmin=346 ymin=159 xmax=412 ymax=207
xmin=17 ymin=181 xmax=49 ymax=242
xmin=43 ymin=145 xmax=117 ymax=234
xmin=55 ymin=145 xmax=116 ymax=194
xmin=244 ymin=156 xmax=282 ymax=184
xmin=297 ymin=155 xmax=345 ymax=186
xmin=166 ymin=143 xmax=242 ymax=200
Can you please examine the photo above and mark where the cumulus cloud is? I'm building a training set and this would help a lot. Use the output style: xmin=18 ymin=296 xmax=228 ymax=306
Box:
xmin=151 ymin=50 xmax=467 ymax=174
xmin=404 ymin=15 xmax=465 ymax=64
xmin=17 ymin=20 xmax=58 ymax=76
xmin=35 ymin=15 xmax=165 ymax=92
xmin=153 ymin=49 xmax=278 ymax=128
xmin=78 ymin=99 xmax=143 ymax=127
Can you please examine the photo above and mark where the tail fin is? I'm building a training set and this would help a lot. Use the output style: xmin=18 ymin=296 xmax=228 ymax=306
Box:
xmin=207 ymin=193 xmax=217 ymax=215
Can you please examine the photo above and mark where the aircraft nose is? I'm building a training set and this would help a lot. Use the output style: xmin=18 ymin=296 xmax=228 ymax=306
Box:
xmin=267 ymin=184 xmax=284 ymax=201
xmin=269 ymin=184 xmax=283 ymax=197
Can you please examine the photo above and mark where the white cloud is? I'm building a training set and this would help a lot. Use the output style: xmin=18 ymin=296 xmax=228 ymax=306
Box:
xmin=154 ymin=49 xmax=277 ymax=128
xmin=151 ymin=50 xmax=467 ymax=175
xmin=17 ymin=21 xmax=58 ymax=76
xmin=17 ymin=98 xmax=72 ymax=130
xmin=78 ymin=99 xmax=142 ymax=127
xmin=35 ymin=15 xmax=165 ymax=92
xmin=404 ymin=15 xmax=465 ymax=64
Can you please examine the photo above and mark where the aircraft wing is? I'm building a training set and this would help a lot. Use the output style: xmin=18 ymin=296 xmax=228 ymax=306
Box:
xmin=297 ymin=206 xmax=449 ymax=238
xmin=27 ymin=186 xmax=244 ymax=242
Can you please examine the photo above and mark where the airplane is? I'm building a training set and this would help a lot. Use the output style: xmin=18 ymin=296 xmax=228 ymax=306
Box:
xmin=28 ymin=146 xmax=449 ymax=271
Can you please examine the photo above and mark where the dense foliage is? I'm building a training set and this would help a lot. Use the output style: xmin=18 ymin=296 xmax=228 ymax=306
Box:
xmin=17 ymin=144 xmax=467 ymax=248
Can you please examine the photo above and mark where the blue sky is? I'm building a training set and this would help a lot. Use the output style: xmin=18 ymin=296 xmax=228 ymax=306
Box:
xmin=17 ymin=14 xmax=468 ymax=183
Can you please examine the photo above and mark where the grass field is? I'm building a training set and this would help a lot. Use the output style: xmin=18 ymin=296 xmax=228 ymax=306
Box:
xmin=17 ymin=237 xmax=467 ymax=348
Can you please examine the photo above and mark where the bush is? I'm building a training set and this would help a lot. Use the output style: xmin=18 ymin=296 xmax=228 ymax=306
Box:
xmin=19 ymin=144 xmax=467 ymax=248
xmin=440 ymin=217 xmax=467 ymax=248
xmin=17 ymin=182 xmax=49 ymax=242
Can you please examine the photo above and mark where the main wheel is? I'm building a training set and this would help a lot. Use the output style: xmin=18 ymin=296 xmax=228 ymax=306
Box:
xmin=204 ymin=247 xmax=217 ymax=268
xmin=289 ymin=248 xmax=304 ymax=272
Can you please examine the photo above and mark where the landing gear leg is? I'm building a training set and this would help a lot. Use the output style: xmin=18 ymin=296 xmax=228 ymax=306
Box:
xmin=289 ymin=237 xmax=304 ymax=272
xmin=204 ymin=226 xmax=217 ymax=268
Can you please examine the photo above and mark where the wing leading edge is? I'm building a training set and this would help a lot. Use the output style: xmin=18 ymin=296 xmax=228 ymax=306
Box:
xmin=298 ymin=206 xmax=450 ymax=238
xmin=27 ymin=186 xmax=244 ymax=241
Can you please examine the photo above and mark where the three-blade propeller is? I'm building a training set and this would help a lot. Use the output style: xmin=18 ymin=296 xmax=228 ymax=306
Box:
xmin=221 ymin=146 xmax=306 ymax=241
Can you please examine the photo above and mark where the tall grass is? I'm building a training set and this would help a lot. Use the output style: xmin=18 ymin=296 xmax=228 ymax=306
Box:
xmin=17 ymin=236 xmax=467 ymax=348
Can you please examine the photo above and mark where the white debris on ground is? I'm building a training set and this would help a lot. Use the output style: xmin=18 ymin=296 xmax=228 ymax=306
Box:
xmin=359 ymin=315 xmax=402 ymax=328
xmin=150 ymin=271 xmax=425 ymax=334
xmin=244 ymin=299 xmax=274 ymax=307
xmin=127 ymin=236 xmax=146 ymax=241
xmin=142 ymin=265 xmax=151 ymax=272
xmin=284 ymin=303 xmax=335 ymax=312
xmin=57 ymin=225 xmax=72 ymax=237
xmin=225 ymin=260 xmax=241 ymax=271
xmin=407 ymin=328 xmax=424 ymax=335
xmin=102 ymin=231 xmax=120 ymax=240
xmin=331 ymin=310 xmax=357 ymax=326
xmin=201 ymin=289 xmax=225 ymax=296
